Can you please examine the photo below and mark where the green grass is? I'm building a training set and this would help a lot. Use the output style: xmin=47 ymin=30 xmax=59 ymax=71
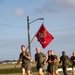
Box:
xmin=0 ymin=67 xmax=21 ymax=74
xmin=0 ymin=62 xmax=37 ymax=74
xmin=0 ymin=67 xmax=38 ymax=74
xmin=0 ymin=63 xmax=72 ymax=74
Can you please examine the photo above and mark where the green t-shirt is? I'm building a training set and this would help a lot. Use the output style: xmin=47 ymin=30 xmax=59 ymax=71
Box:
xmin=35 ymin=52 xmax=46 ymax=64
xmin=19 ymin=51 xmax=30 ymax=64
xmin=60 ymin=55 xmax=70 ymax=66
xmin=70 ymin=56 xmax=75 ymax=65
xmin=48 ymin=55 xmax=56 ymax=65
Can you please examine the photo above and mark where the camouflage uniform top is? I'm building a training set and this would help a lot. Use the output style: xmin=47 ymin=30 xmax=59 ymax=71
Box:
xmin=35 ymin=52 xmax=46 ymax=64
xmin=19 ymin=51 xmax=30 ymax=65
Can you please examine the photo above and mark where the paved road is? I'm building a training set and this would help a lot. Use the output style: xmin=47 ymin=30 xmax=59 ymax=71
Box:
xmin=61 ymin=73 xmax=72 ymax=75
xmin=60 ymin=74 xmax=72 ymax=75
xmin=44 ymin=73 xmax=72 ymax=75
xmin=44 ymin=72 xmax=72 ymax=75
xmin=0 ymin=73 xmax=72 ymax=75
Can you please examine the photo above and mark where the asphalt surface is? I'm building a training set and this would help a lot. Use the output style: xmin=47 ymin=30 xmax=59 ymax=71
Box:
xmin=61 ymin=73 xmax=72 ymax=75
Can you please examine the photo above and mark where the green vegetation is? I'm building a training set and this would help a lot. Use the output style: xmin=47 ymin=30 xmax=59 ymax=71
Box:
xmin=0 ymin=66 xmax=37 ymax=74
xmin=0 ymin=63 xmax=72 ymax=74
xmin=0 ymin=68 xmax=21 ymax=74
xmin=0 ymin=63 xmax=37 ymax=74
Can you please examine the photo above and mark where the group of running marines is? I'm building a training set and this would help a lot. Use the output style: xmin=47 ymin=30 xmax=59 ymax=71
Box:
xmin=15 ymin=45 xmax=75 ymax=75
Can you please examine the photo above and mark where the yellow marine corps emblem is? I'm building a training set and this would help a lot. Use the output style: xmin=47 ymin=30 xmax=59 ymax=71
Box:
xmin=39 ymin=31 xmax=46 ymax=38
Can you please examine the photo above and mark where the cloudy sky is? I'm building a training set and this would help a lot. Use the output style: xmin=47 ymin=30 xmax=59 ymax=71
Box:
xmin=0 ymin=0 xmax=75 ymax=60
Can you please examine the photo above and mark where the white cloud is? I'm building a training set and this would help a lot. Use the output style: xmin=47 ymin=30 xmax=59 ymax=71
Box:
xmin=35 ymin=0 xmax=75 ymax=14
xmin=14 ymin=7 xmax=25 ymax=17
xmin=56 ymin=0 xmax=75 ymax=7
xmin=51 ymin=0 xmax=75 ymax=8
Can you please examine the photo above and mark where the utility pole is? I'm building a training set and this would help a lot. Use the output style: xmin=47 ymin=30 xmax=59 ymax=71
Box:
xmin=27 ymin=16 xmax=44 ymax=57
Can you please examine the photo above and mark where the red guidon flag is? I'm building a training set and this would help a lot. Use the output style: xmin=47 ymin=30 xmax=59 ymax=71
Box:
xmin=36 ymin=24 xmax=54 ymax=48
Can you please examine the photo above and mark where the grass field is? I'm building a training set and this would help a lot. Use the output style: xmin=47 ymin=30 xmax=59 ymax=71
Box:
xmin=0 ymin=73 xmax=21 ymax=75
xmin=0 ymin=62 xmax=39 ymax=75
xmin=0 ymin=63 xmax=72 ymax=75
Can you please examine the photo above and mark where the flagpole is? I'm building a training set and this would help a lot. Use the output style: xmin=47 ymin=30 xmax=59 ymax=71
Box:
xmin=27 ymin=16 xmax=44 ymax=57
xmin=27 ymin=16 xmax=44 ymax=74
xmin=26 ymin=35 xmax=36 ymax=51
xmin=27 ymin=16 xmax=31 ymax=55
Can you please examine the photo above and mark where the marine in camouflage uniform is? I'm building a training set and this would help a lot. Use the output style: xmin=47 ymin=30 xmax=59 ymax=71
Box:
xmin=47 ymin=50 xmax=56 ymax=75
xmin=54 ymin=55 xmax=59 ymax=71
xmin=19 ymin=51 xmax=31 ymax=71
xmin=15 ymin=45 xmax=31 ymax=75
xmin=35 ymin=47 xmax=47 ymax=75
xmin=51 ymin=50 xmax=60 ymax=75
xmin=60 ymin=51 xmax=70 ymax=75
xmin=70 ymin=52 xmax=75 ymax=75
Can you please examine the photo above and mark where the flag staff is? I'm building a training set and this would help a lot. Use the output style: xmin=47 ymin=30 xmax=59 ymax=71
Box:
xmin=26 ymin=34 xmax=35 ymax=51
xmin=27 ymin=16 xmax=44 ymax=57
